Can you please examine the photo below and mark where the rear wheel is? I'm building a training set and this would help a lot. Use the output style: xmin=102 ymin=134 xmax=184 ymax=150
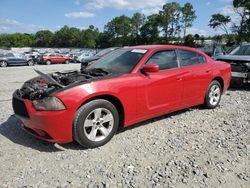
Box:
xmin=65 ymin=60 xmax=70 ymax=64
xmin=73 ymin=99 xmax=119 ymax=148
xmin=204 ymin=80 xmax=222 ymax=109
xmin=0 ymin=61 xmax=7 ymax=67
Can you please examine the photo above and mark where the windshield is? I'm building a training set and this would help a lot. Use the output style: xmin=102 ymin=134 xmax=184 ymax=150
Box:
xmin=230 ymin=45 xmax=250 ymax=55
xmin=95 ymin=48 xmax=117 ymax=57
xmin=87 ymin=48 xmax=147 ymax=74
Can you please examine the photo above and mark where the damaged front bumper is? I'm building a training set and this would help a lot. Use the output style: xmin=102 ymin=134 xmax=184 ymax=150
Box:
xmin=12 ymin=91 xmax=74 ymax=143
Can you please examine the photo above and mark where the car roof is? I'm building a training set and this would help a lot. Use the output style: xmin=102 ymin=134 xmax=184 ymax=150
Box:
xmin=125 ymin=45 xmax=203 ymax=53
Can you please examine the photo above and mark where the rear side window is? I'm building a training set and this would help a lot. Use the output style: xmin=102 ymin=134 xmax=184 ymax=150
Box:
xmin=147 ymin=50 xmax=178 ymax=70
xmin=178 ymin=50 xmax=206 ymax=67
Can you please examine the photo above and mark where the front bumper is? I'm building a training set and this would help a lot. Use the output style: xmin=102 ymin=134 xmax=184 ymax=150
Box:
xmin=12 ymin=92 xmax=74 ymax=143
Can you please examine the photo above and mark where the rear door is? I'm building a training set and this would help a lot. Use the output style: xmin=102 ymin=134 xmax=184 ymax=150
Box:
xmin=177 ymin=49 xmax=213 ymax=106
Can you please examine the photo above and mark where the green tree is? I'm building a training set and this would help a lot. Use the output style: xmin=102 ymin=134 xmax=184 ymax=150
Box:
xmin=183 ymin=34 xmax=195 ymax=47
xmin=35 ymin=30 xmax=54 ymax=47
xmin=140 ymin=14 xmax=160 ymax=44
xmin=0 ymin=33 xmax=35 ymax=47
xmin=181 ymin=3 xmax=197 ymax=38
xmin=80 ymin=25 xmax=99 ymax=48
xmin=232 ymin=0 xmax=250 ymax=42
xmin=209 ymin=13 xmax=231 ymax=35
xmin=159 ymin=2 xmax=182 ymax=41
xmin=104 ymin=15 xmax=132 ymax=46
xmin=53 ymin=26 xmax=81 ymax=47
xmin=131 ymin=12 xmax=146 ymax=44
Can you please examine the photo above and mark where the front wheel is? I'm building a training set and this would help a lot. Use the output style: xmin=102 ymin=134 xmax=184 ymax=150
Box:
xmin=46 ymin=60 xmax=51 ymax=65
xmin=73 ymin=99 xmax=119 ymax=148
xmin=0 ymin=61 xmax=7 ymax=67
xmin=204 ymin=80 xmax=222 ymax=109
xmin=27 ymin=60 xmax=34 ymax=66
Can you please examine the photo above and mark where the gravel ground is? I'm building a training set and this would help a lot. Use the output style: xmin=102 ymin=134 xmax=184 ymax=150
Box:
xmin=0 ymin=64 xmax=249 ymax=188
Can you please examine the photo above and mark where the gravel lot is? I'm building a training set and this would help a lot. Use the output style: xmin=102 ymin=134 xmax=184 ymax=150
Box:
xmin=0 ymin=64 xmax=249 ymax=188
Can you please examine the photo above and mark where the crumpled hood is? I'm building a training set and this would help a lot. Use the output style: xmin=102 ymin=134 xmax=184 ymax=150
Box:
xmin=16 ymin=68 xmax=113 ymax=100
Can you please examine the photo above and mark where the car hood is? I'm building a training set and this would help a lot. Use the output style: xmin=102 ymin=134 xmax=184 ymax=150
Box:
xmin=15 ymin=69 xmax=120 ymax=100
xmin=216 ymin=55 xmax=250 ymax=62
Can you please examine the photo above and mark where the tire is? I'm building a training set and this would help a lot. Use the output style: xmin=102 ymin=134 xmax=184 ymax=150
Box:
xmin=73 ymin=99 xmax=119 ymax=148
xmin=27 ymin=60 xmax=34 ymax=66
xmin=65 ymin=60 xmax=69 ymax=64
xmin=204 ymin=80 xmax=222 ymax=109
xmin=46 ymin=60 xmax=51 ymax=65
xmin=0 ymin=61 xmax=7 ymax=67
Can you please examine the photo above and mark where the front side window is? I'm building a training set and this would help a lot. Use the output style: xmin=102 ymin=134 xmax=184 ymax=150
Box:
xmin=178 ymin=50 xmax=206 ymax=67
xmin=147 ymin=50 xmax=178 ymax=70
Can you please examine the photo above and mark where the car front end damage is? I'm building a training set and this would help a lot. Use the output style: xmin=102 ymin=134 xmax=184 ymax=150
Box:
xmin=12 ymin=69 xmax=110 ymax=143
xmin=216 ymin=56 xmax=250 ymax=84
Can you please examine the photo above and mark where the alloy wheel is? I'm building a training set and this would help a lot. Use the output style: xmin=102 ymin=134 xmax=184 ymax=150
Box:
xmin=208 ymin=85 xmax=221 ymax=106
xmin=83 ymin=108 xmax=114 ymax=142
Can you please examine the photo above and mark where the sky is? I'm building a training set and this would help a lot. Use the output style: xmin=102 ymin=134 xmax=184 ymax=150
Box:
xmin=0 ymin=0 xmax=238 ymax=36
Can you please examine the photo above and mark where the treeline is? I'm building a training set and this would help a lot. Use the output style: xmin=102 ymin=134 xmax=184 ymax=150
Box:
xmin=0 ymin=0 xmax=249 ymax=48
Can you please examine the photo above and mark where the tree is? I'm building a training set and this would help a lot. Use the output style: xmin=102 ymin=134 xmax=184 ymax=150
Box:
xmin=181 ymin=3 xmax=197 ymax=38
xmin=0 ymin=33 xmax=35 ymax=47
xmin=131 ymin=12 xmax=146 ymax=44
xmin=209 ymin=13 xmax=231 ymax=35
xmin=53 ymin=26 xmax=81 ymax=47
xmin=232 ymin=0 xmax=250 ymax=42
xmin=80 ymin=25 xmax=99 ymax=48
xmin=159 ymin=2 xmax=182 ymax=41
xmin=183 ymin=34 xmax=195 ymax=47
xmin=140 ymin=14 xmax=160 ymax=44
xmin=35 ymin=30 xmax=54 ymax=47
xmin=104 ymin=15 xmax=132 ymax=46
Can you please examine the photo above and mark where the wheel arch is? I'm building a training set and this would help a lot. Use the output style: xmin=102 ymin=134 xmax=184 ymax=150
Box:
xmin=212 ymin=76 xmax=224 ymax=91
xmin=77 ymin=94 xmax=125 ymax=128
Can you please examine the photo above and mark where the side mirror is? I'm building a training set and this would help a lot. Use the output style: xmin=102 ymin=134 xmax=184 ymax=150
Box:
xmin=142 ymin=64 xmax=159 ymax=73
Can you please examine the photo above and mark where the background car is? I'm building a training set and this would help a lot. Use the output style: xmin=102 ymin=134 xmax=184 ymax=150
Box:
xmin=13 ymin=45 xmax=231 ymax=148
xmin=80 ymin=47 xmax=120 ymax=69
xmin=0 ymin=53 xmax=34 ymax=67
xmin=215 ymin=43 xmax=250 ymax=85
xmin=40 ymin=53 xmax=72 ymax=65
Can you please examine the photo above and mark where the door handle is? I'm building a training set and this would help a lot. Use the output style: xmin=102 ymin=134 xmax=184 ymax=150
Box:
xmin=176 ymin=77 xmax=183 ymax=81
xmin=206 ymin=69 xmax=212 ymax=73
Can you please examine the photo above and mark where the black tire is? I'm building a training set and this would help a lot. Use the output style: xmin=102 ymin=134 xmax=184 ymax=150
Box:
xmin=0 ymin=61 xmax=7 ymax=67
xmin=204 ymin=80 xmax=222 ymax=109
xmin=73 ymin=99 xmax=119 ymax=148
xmin=65 ymin=60 xmax=69 ymax=64
xmin=27 ymin=60 xmax=34 ymax=66
xmin=46 ymin=60 xmax=51 ymax=65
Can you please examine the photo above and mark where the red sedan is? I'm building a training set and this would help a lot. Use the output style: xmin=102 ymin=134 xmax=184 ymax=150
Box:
xmin=42 ymin=53 xmax=71 ymax=65
xmin=12 ymin=45 xmax=231 ymax=148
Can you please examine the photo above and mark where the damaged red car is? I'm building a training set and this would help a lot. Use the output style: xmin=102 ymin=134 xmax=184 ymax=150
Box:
xmin=12 ymin=45 xmax=231 ymax=148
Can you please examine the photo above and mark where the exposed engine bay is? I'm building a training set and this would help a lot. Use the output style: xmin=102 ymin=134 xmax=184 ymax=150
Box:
xmin=16 ymin=68 xmax=110 ymax=100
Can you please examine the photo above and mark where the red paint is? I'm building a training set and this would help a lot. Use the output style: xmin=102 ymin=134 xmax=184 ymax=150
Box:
xmin=42 ymin=53 xmax=71 ymax=64
xmin=17 ymin=45 xmax=231 ymax=143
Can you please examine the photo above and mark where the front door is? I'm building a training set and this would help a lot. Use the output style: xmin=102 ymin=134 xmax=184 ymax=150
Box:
xmin=140 ymin=50 xmax=183 ymax=115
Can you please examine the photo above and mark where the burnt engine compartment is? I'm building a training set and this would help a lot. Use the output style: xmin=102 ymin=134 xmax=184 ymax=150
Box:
xmin=17 ymin=68 xmax=109 ymax=100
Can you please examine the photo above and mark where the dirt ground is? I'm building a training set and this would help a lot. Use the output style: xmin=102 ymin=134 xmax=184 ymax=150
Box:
xmin=0 ymin=64 xmax=249 ymax=187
